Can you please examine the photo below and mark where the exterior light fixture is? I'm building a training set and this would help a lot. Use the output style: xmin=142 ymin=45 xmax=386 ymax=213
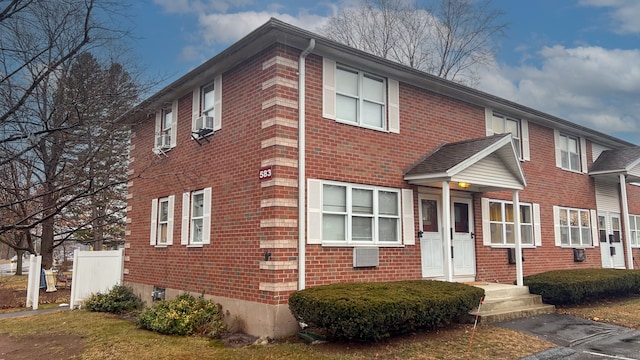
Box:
xmin=458 ymin=182 xmax=471 ymax=188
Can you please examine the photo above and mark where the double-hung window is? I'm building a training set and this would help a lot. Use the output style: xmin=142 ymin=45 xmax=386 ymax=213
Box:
xmin=201 ymin=83 xmax=215 ymax=118
xmin=492 ymin=113 xmax=521 ymax=158
xmin=157 ymin=197 xmax=169 ymax=244
xmin=559 ymin=134 xmax=580 ymax=171
xmin=629 ymin=215 xmax=640 ymax=247
xmin=191 ymin=75 xmax=222 ymax=136
xmin=336 ymin=65 xmax=386 ymax=130
xmin=181 ymin=188 xmax=212 ymax=246
xmin=485 ymin=110 xmax=530 ymax=161
xmin=190 ymin=190 xmax=205 ymax=244
xmin=322 ymin=182 xmax=400 ymax=245
xmin=150 ymin=195 xmax=174 ymax=246
xmin=554 ymin=130 xmax=587 ymax=173
xmin=154 ymin=99 xmax=178 ymax=151
xmin=157 ymin=107 xmax=172 ymax=148
xmin=488 ymin=200 xmax=533 ymax=246
xmin=556 ymin=207 xmax=591 ymax=246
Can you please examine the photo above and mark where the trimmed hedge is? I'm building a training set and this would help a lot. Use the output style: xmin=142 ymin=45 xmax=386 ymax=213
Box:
xmin=136 ymin=293 xmax=226 ymax=337
xmin=524 ymin=269 xmax=640 ymax=305
xmin=288 ymin=280 xmax=484 ymax=341
xmin=84 ymin=285 xmax=143 ymax=314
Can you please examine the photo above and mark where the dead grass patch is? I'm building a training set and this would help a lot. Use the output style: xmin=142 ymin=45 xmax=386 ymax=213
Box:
xmin=0 ymin=311 xmax=554 ymax=360
xmin=558 ymin=295 xmax=640 ymax=329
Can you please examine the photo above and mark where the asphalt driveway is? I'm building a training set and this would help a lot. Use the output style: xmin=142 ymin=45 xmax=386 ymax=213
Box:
xmin=496 ymin=313 xmax=640 ymax=359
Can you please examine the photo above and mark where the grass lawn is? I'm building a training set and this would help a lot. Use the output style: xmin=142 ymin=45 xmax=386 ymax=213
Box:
xmin=0 ymin=310 xmax=555 ymax=360
xmin=2 ymin=273 xmax=639 ymax=359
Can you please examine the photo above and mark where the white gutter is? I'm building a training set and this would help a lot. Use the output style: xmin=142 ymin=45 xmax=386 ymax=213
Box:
xmin=298 ymin=39 xmax=315 ymax=290
xmin=620 ymin=174 xmax=634 ymax=269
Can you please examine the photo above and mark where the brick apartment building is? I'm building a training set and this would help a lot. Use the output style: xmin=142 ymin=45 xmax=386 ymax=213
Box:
xmin=122 ymin=19 xmax=640 ymax=337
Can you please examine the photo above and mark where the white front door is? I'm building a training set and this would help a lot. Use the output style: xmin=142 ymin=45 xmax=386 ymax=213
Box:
xmin=599 ymin=212 xmax=626 ymax=268
xmin=452 ymin=198 xmax=476 ymax=280
xmin=419 ymin=195 xmax=444 ymax=278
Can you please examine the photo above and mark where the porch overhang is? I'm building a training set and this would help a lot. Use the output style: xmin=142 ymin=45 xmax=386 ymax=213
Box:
xmin=403 ymin=134 xmax=526 ymax=192
xmin=589 ymin=147 xmax=640 ymax=184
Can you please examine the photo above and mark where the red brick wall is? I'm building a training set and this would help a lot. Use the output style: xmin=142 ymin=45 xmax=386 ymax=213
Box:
xmin=126 ymin=42 xmax=640 ymax=307
xmin=126 ymin=45 xmax=301 ymax=305
xmin=477 ymin=123 xmax=600 ymax=282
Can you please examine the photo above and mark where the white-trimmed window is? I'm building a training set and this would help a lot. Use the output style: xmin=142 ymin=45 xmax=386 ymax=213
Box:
xmin=307 ymin=180 xmax=417 ymax=246
xmin=554 ymin=206 xmax=594 ymax=247
xmin=489 ymin=200 xmax=533 ymax=245
xmin=629 ymin=215 xmax=640 ymax=247
xmin=323 ymin=58 xmax=400 ymax=133
xmin=481 ymin=198 xmax=540 ymax=247
xmin=191 ymin=75 xmax=222 ymax=136
xmin=181 ymin=188 xmax=212 ymax=246
xmin=336 ymin=65 xmax=386 ymax=130
xmin=554 ymin=130 xmax=587 ymax=173
xmin=154 ymin=100 xmax=178 ymax=150
xmin=201 ymin=83 xmax=215 ymax=118
xmin=150 ymin=195 xmax=175 ymax=246
xmin=485 ymin=109 xmax=530 ymax=161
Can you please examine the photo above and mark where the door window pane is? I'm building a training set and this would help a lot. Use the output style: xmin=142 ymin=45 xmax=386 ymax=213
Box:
xmin=454 ymin=203 xmax=469 ymax=233
xmin=422 ymin=199 xmax=438 ymax=232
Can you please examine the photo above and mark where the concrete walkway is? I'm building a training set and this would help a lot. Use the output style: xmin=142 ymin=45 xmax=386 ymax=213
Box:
xmin=0 ymin=305 xmax=69 ymax=320
xmin=496 ymin=313 xmax=640 ymax=359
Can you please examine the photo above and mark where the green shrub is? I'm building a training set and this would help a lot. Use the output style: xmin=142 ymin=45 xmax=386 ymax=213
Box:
xmin=288 ymin=280 xmax=484 ymax=341
xmin=524 ymin=269 xmax=640 ymax=305
xmin=84 ymin=285 xmax=143 ymax=314
xmin=136 ymin=293 xmax=226 ymax=337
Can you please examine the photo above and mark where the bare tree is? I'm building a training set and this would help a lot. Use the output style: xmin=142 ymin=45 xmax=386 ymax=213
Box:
xmin=322 ymin=0 xmax=507 ymax=86
xmin=0 ymin=1 xmax=139 ymax=268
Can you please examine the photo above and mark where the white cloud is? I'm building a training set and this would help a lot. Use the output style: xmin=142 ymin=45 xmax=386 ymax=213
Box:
xmin=479 ymin=45 xmax=640 ymax=143
xmin=579 ymin=0 xmax=640 ymax=34
xmin=197 ymin=11 xmax=328 ymax=45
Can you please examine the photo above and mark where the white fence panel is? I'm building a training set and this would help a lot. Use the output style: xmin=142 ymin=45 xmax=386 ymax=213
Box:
xmin=25 ymin=255 xmax=42 ymax=310
xmin=70 ymin=249 xmax=124 ymax=309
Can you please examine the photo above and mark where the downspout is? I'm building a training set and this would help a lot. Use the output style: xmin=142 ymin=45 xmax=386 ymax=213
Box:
xmin=620 ymin=174 xmax=634 ymax=269
xmin=298 ymin=39 xmax=315 ymax=290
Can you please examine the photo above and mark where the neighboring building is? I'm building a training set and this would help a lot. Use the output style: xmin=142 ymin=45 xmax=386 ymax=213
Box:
xmin=121 ymin=19 xmax=640 ymax=337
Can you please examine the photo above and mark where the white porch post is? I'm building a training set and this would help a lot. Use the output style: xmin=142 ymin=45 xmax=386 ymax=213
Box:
xmin=442 ymin=181 xmax=453 ymax=282
xmin=620 ymin=174 xmax=634 ymax=269
xmin=513 ymin=190 xmax=523 ymax=286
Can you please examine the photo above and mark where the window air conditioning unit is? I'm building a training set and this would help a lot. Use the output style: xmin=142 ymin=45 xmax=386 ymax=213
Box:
xmin=353 ymin=247 xmax=379 ymax=268
xmin=155 ymin=134 xmax=171 ymax=149
xmin=195 ymin=115 xmax=214 ymax=131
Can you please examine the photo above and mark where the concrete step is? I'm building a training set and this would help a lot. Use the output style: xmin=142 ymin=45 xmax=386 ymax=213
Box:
xmin=479 ymin=294 xmax=544 ymax=312
xmin=479 ymin=284 xmax=532 ymax=300
xmin=471 ymin=304 xmax=556 ymax=323
xmin=467 ymin=283 xmax=555 ymax=323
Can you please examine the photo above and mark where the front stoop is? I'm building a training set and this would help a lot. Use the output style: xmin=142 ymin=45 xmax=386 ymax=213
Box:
xmin=469 ymin=283 xmax=555 ymax=323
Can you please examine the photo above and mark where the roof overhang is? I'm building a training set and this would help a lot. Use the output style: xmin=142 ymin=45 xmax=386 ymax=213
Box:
xmin=118 ymin=18 xmax=636 ymax=149
xmin=404 ymin=134 xmax=526 ymax=192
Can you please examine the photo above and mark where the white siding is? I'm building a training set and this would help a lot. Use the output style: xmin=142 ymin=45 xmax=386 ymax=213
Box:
xmin=454 ymin=154 xmax=522 ymax=189
xmin=591 ymin=142 xmax=610 ymax=162
xmin=595 ymin=179 xmax=620 ymax=213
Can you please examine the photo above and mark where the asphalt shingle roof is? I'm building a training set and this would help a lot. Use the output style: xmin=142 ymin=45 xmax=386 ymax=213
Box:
xmin=404 ymin=134 xmax=510 ymax=177
xmin=590 ymin=147 xmax=640 ymax=173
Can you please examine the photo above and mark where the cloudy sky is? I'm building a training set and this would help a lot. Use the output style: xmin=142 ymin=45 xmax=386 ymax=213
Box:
xmin=127 ymin=0 xmax=640 ymax=144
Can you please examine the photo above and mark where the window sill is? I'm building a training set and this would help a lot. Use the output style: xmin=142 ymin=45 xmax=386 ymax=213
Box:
xmin=488 ymin=244 xmax=537 ymax=249
xmin=558 ymin=167 xmax=584 ymax=174
xmin=558 ymin=245 xmax=594 ymax=249
xmin=186 ymin=244 xmax=204 ymax=248
xmin=319 ymin=242 xmax=404 ymax=248
xmin=154 ymin=244 xmax=169 ymax=248
xmin=333 ymin=118 xmax=388 ymax=133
